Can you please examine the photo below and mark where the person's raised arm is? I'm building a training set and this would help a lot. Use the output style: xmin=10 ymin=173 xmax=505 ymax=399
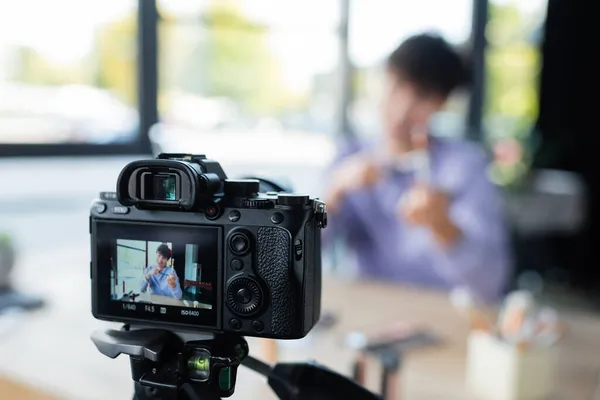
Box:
xmin=430 ymin=151 xmax=511 ymax=301
xmin=140 ymin=266 xmax=151 ymax=292
xmin=322 ymin=140 xmax=382 ymax=250
xmin=400 ymin=148 xmax=511 ymax=301
xmin=167 ymin=269 xmax=183 ymax=300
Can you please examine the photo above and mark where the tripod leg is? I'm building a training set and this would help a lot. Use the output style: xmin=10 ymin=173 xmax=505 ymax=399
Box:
xmin=352 ymin=353 xmax=367 ymax=385
xmin=133 ymin=382 xmax=178 ymax=400
xmin=261 ymin=339 xmax=278 ymax=364
xmin=379 ymin=352 xmax=402 ymax=400
xmin=132 ymin=382 xmax=149 ymax=400
xmin=380 ymin=368 xmax=400 ymax=400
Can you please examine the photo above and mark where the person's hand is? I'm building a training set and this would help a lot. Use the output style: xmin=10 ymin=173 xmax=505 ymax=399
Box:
xmin=327 ymin=153 xmax=381 ymax=212
xmin=399 ymin=184 xmax=461 ymax=247
xmin=146 ymin=267 xmax=160 ymax=280
xmin=399 ymin=184 xmax=448 ymax=225
xmin=167 ymin=273 xmax=177 ymax=288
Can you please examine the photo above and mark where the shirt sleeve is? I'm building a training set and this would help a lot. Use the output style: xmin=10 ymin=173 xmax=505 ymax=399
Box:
xmin=169 ymin=269 xmax=183 ymax=300
xmin=321 ymin=139 xmax=366 ymax=248
xmin=323 ymin=194 xmax=363 ymax=246
xmin=140 ymin=266 xmax=150 ymax=293
xmin=429 ymin=149 xmax=512 ymax=302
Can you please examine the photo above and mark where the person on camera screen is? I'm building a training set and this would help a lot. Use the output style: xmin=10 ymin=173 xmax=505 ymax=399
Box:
xmin=140 ymin=243 xmax=182 ymax=300
xmin=325 ymin=33 xmax=511 ymax=301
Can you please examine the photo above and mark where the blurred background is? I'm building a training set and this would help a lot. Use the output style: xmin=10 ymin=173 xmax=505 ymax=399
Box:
xmin=0 ymin=0 xmax=598 ymax=399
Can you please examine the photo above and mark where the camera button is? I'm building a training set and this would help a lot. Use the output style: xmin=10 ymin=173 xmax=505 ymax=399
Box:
xmin=270 ymin=212 xmax=284 ymax=224
xmin=228 ymin=210 xmax=241 ymax=222
xmin=252 ymin=320 xmax=264 ymax=333
xmin=205 ymin=204 xmax=221 ymax=220
xmin=229 ymin=318 xmax=242 ymax=331
xmin=93 ymin=202 xmax=107 ymax=214
xmin=229 ymin=233 xmax=250 ymax=255
xmin=230 ymin=259 xmax=243 ymax=271
xmin=112 ymin=206 xmax=129 ymax=214
xmin=236 ymin=288 xmax=252 ymax=304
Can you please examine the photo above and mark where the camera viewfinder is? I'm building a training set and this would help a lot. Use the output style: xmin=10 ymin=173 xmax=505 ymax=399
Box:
xmin=141 ymin=172 xmax=179 ymax=202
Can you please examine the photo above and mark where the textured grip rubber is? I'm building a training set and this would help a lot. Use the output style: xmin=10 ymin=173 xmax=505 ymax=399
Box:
xmin=256 ymin=226 xmax=294 ymax=336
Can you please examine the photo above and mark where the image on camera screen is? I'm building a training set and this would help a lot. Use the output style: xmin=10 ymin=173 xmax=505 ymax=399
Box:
xmin=111 ymin=239 xmax=214 ymax=310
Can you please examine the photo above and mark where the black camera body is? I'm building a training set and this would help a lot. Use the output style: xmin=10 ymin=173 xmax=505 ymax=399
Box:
xmin=90 ymin=154 xmax=326 ymax=340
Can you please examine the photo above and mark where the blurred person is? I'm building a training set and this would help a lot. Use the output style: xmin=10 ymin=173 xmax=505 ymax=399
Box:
xmin=325 ymin=33 xmax=510 ymax=301
xmin=140 ymin=243 xmax=182 ymax=299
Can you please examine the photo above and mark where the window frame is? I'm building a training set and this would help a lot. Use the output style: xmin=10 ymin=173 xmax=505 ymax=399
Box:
xmin=466 ymin=0 xmax=488 ymax=141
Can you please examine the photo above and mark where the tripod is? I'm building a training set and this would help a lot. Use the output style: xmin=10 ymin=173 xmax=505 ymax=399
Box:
xmin=92 ymin=325 xmax=381 ymax=400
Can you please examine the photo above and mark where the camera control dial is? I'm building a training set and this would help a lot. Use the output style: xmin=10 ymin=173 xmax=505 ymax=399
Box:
xmin=226 ymin=277 xmax=263 ymax=316
xmin=243 ymin=199 xmax=273 ymax=209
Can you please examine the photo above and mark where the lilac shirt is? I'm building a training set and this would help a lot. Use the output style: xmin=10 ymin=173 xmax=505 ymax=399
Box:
xmin=140 ymin=266 xmax=183 ymax=300
xmin=325 ymin=138 xmax=511 ymax=301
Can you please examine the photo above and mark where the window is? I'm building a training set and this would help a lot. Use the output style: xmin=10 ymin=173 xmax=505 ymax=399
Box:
xmin=153 ymin=0 xmax=340 ymax=175
xmin=0 ymin=0 xmax=141 ymax=153
xmin=347 ymin=0 xmax=474 ymax=140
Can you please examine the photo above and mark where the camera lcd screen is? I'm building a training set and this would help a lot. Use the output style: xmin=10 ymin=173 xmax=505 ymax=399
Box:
xmin=93 ymin=221 xmax=221 ymax=328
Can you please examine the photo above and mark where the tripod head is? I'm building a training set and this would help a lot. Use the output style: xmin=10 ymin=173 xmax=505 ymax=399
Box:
xmin=91 ymin=326 xmax=381 ymax=400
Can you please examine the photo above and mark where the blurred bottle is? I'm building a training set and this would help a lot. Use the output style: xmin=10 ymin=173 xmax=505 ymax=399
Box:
xmin=497 ymin=290 xmax=536 ymax=346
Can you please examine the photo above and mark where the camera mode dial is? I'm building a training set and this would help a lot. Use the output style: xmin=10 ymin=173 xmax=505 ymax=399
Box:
xmin=276 ymin=193 xmax=310 ymax=206
xmin=227 ymin=277 xmax=263 ymax=316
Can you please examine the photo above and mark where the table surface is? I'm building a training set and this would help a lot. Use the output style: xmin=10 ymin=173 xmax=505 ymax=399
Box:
xmin=318 ymin=281 xmax=600 ymax=399
xmin=0 ymin=376 xmax=60 ymax=400
xmin=1 ymin=262 xmax=600 ymax=400
xmin=149 ymin=294 xmax=186 ymax=307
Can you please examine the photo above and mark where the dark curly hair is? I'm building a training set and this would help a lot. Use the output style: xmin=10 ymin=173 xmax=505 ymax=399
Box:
xmin=156 ymin=243 xmax=171 ymax=260
xmin=387 ymin=33 xmax=468 ymax=99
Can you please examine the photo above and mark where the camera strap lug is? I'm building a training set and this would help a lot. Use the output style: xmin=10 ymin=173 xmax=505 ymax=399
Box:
xmin=313 ymin=200 xmax=328 ymax=229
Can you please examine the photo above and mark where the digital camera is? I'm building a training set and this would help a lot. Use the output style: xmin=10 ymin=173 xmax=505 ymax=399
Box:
xmin=90 ymin=153 xmax=327 ymax=339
